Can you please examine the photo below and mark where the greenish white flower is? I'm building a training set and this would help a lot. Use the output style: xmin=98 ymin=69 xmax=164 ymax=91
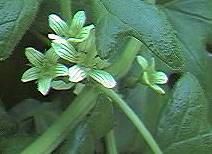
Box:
xmin=137 ymin=56 xmax=168 ymax=94
xmin=51 ymin=38 xmax=116 ymax=88
xmin=21 ymin=48 xmax=69 ymax=95
xmin=48 ymin=11 xmax=94 ymax=43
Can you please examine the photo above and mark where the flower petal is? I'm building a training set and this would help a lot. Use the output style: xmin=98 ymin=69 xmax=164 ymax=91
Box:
xmin=48 ymin=34 xmax=64 ymax=40
xmin=45 ymin=47 xmax=59 ymax=63
xmin=68 ymin=25 xmax=95 ymax=43
xmin=21 ymin=67 xmax=40 ymax=82
xmin=49 ymin=14 xmax=69 ymax=36
xmin=25 ymin=47 xmax=45 ymax=67
xmin=90 ymin=70 xmax=116 ymax=88
xmin=70 ymin=11 xmax=86 ymax=32
xmin=54 ymin=64 xmax=69 ymax=77
xmin=137 ymin=56 xmax=148 ymax=70
xmin=68 ymin=65 xmax=87 ymax=82
xmin=150 ymin=84 xmax=165 ymax=95
xmin=52 ymin=39 xmax=78 ymax=63
xmin=37 ymin=77 xmax=52 ymax=95
xmin=51 ymin=80 xmax=74 ymax=90
xmin=152 ymin=71 xmax=168 ymax=84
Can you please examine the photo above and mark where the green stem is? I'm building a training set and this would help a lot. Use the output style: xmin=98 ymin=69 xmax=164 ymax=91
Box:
xmin=99 ymin=86 xmax=163 ymax=154
xmin=21 ymin=87 xmax=98 ymax=154
xmin=106 ymin=37 xmax=142 ymax=79
xmin=60 ymin=0 xmax=72 ymax=21
xmin=144 ymin=0 xmax=156 ymax=4
xmin=105 ymin=130 xmax=118 ymax=154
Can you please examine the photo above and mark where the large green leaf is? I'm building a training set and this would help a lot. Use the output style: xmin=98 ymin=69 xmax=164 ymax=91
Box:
xmin=157 ymin=73 xmax=212 ymax=154
xmin=9 ymin=99 xmax=62 ymax=134
xmin=89 ymin=0 xmax=185 ymax=70
xmin=55 ymin=124 xmax=94 ymax=154
xmin=0 ymin=0 xmax=42 ymax=60
xmin=0 ymin=135 xmax=36 ymax=154
xmin=158 ymin=0 xmax=212 ymax=101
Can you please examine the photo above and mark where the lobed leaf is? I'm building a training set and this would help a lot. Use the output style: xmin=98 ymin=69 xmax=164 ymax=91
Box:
xmin=0 ymin=0 xmax=42 ymax=60
xmin=90 ymin=0 xmax=185 ymax=70
xmin=157 ymin=73 xmax=212 ymax=154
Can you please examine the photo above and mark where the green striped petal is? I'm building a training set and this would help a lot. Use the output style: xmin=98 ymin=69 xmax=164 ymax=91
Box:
xmin=21 ymin=67 xmax=40 ymax=82
xmin=70 ymin=11 xmax=86 ymax=32
xmin=151 ymin=72 xmax=168 ymax=84
xmin=68 ymin=65 xmax=88 ymax=82
xmin=68 ymin=25 xmax=95 ymax=43
xmin=45 ymin=48 xmax=59 ymax=63
xmin=49 ymin=14 xmax=69 ymax=36
xmin=48 ymin=34 xmax=64 ymax=40
xmin=52 ymin=39 xmax=77 ymax=63
xmin=137 ymin=56 xmax=148 ymax=71
xmin=25 ymin=47 xmax=45 ymax=67
xmin=54 ymin=64 xmax=69 ymax=77
xmin=90 ymin=70 xmax=116 ymax=88
xmin=51 ymin=80 xmax=74 ymax=90
xmin=150 ymin=84 xmax=165 ymax=95
xmin=37 ymin=77 xmax=52 ymax=95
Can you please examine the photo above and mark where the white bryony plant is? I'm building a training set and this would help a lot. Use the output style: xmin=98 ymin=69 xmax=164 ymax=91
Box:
xmin=137 ymin=55 xmax=168 ymax=94
xmin=21 ymin=11 xmax=116 ymax=95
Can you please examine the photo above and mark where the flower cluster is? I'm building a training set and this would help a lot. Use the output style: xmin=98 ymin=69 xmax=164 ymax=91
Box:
xmin=137 ymin=56 xmax=168 ymax=94
xmin=22 ymin=11 xmax=116 ymax=95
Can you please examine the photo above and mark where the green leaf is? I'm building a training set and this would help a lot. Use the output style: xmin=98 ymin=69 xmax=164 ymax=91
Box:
xmin=158 ymin=0 xmax=212 ymax=122
xmin=9 ymin=99 xmax=62 ymax=134
xmin=0 ymin=111 xmax=17 ymax=137
xmin=21 ymin=67 xmax=40 ymax=82
xmin=87 ymin=96 xmax=115 ymax=138
xmin=52 ymin=39 xmax=78 ymax=63
xmin=90 ymin=0 xmax=185 ymax=70
xmin=0 ymin=135 xmax=36 ymax=154
xmin=68 ymin=65 xmax=88 ymax=82
xmin=158 ymin=0 xmax=212 ymax=96
xmin=55 ymin=124 xmax=94 ymax=154
xmin=37 ymin=77 xmax=52 ymax=95
xmin=157 ymin=73 xmax=212 ymax=154
xmin=0 ymin=0 xmax=42 ymax=60
xmin=90 ymin=69 xmax=116 ymax=88
xmin=25 ymin=47 xmax=45 ymax=67
xmin=49 ymin=14 xmax=69 ymax=36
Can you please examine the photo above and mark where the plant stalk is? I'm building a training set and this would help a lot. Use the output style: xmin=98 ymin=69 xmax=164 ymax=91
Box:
xmin=21 ymin=87 xmax=98 ymax=154
xmin=106 ymin=37 xmax=142 ymax=79
xmin=60 ymin=0 xmax=72 ymax=21
xmin=105 ymin=130 xmax=118 ymax=154
xmin=99 ymin=86 xmax=163 ymax=154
